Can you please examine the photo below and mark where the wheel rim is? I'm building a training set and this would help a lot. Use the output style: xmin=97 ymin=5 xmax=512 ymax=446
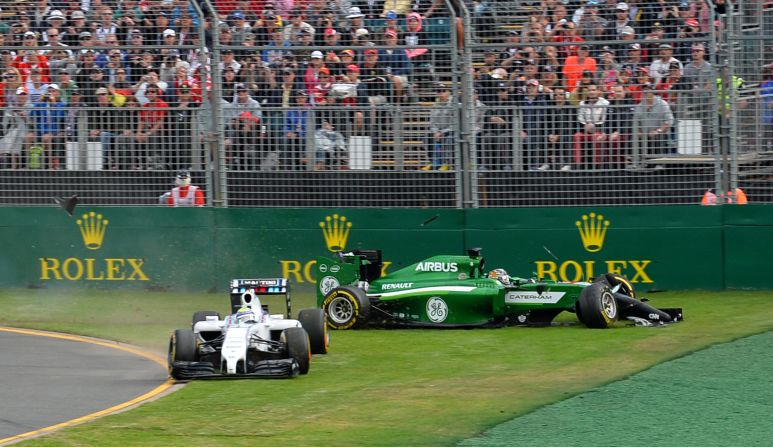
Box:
xmin=601 ymin=291 xmax=616 ymax=319
xmin=328 ymin=295 xmax=354 ymax=325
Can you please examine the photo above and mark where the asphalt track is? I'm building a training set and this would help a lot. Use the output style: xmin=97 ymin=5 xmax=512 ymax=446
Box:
xmin=0 ymin=328 xmax=172 ymax=445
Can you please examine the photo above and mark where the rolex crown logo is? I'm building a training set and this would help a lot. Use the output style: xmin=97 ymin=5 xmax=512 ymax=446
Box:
xmin=320 ymin=214 xmax=351 ymax=252
xmin=576 ymin=212 xmax=609 ymax=253
xmin=77 ymin=212 xmax=109 ymax=250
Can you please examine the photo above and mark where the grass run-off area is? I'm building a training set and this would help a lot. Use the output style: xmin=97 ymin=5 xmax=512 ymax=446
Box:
xmin=1 ymin=288 xmax=772 ymax=447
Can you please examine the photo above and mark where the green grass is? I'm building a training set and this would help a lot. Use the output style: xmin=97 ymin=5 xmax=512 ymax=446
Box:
xmin=2 ymin=289 xmax=773 ymax=446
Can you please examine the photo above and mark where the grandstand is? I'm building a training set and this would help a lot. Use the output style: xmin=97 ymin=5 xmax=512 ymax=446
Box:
xmin=0 ymin=0 xmax=771 ymax=207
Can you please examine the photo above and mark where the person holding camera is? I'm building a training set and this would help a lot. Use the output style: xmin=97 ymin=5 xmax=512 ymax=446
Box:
xmin=135 ymin=71 xmax=168 ymax=105
xmin=134 ymin=84 xmax=169 ymax=169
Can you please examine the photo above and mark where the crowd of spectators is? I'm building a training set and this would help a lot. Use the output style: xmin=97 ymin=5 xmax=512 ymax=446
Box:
xmin=471 ymin=0 xmax=728 ymax=170
xmin=0 ymin=0 xmax=452 ymax=170
xmin=0 ymin=0 xmax=731 ymax=171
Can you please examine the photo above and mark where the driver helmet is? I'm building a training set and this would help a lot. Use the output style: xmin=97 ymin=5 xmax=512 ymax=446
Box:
xmin=234 ymin=307 xmax=257 ymax=325
xmin=488 ymin=268 xmax=511 ymax=285
xmin=175 ymin=169 xmax=191 ymax=187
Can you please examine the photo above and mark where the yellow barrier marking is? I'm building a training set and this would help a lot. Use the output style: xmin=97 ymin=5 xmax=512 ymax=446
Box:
xmin=0 ymin=327 xmax=174 ymax=445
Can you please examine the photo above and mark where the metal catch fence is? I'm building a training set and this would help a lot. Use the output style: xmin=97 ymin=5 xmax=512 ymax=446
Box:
xmin=0 ymin=0 xmax=771 ymax=207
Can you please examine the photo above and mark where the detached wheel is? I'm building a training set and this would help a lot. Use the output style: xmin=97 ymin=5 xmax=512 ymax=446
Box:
xmin=282 ymin=327 xmax=311 ymax=375
xmin=322 ymin=286 xmax=371 ymax=330
xmin=298 ymin=308 xmax=329 ymax=354
xmin=168 ymin=329 xmax=197 ymax=378
xmin=594 ymin=274 xmax=636 ymax=299
xmin=192 ymin=310 xmax=220 ymax=327
xmin=578 ymin=283 xmax=618 ymax=329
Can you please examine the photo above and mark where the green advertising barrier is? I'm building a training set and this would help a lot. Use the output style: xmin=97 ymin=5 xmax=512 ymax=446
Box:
xmin=465 ymin=206 xmax=725 ymax=291
xmin=0 ymin=207 xmax=462 ymax=291
xmin=0 ymin=205 xmax=769 ymax=291
xmin=723 ymin=204 xmax=773 ymax=290
xmin=0 ymin=207 xmax=217 ymax=290
xmin=213 ymin=209 xmax=464 ymax=290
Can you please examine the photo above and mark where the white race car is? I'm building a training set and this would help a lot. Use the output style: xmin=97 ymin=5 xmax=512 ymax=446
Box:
xmin=168 ymin=278 xmax=329 ymax=379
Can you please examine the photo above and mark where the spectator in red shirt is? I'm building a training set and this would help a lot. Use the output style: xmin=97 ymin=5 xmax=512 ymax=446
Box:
xmin=135 ymin=84 xmax=169 ymax=169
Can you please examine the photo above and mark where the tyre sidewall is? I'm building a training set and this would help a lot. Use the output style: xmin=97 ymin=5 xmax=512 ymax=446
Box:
xmin=579 ymin=283 xmax=618 ymax=328
xmin=298 ymin=308 xmax=329 ymax=354
xmin=169 ymin=329 xmax=197 ymax=376
xmin=322 ymin=288 xmax=365 ymax=330
xmin=282 ymin=327 xmax=311 ymax=374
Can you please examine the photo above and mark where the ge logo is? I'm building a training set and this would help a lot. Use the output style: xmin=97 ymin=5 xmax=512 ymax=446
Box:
xmin=426 ymin=297 xmax=448 ymax=323
xmin=319 ymin=276 xmax=340 ymax=295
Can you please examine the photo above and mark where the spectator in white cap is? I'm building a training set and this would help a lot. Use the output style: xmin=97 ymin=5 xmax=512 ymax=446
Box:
xmin=159 ymin=29 xmax=181 ymax=64
xmin=23 ymin=31 xmax=39 ymax=44
xmin=47 ymin=10 xmax=66 ymax=27
xmin=612 ymin=3 xmax=631 ymax=37
xmin=346 ymin=6 xmax=365 ymax=20
xmin=352 ymin=0 xmax=378 ymax=19
xmin=619 ymin=25 xmax=635 ymax=40
xmin=354 ymin=28 xmax=374 ymax=47
xmin=64 ymin=10 xmax=89 ymax=47
xmin=304 ymin=50 xmax=327 ymax=94
xmin=342 ymin=7 xmax=365 ymax=47
xmin=0 ymin=86 xmax=33 ymax=169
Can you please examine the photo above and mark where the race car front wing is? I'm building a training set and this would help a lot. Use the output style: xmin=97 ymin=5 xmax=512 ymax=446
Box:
xmin=170 ymin=358 xmax=299 ymax=380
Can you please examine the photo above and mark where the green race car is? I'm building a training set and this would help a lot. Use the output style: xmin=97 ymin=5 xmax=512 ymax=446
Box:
xmin=316 ymin=249 xmax=682 ymax=329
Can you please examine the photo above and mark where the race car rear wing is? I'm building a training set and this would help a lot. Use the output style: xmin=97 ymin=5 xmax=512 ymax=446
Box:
xmin=315 ymin=250 xmax=383 ymax=307
xmin=229 ymin=278 xmax=292 ymax=318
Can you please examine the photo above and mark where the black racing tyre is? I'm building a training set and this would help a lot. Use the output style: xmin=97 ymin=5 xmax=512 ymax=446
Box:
xmin=575 ymin=301 xmax=585 ymax=324
xmin=192 ymin=310 xmax=220 ymax=327
xmin=322 ymin=286 xmax=371 ymax=330
xmin=298 ymin=308 xmax=329 ymax=354
xmin=593 ymin=274 xmax=636 ymax=299
xmin=282 ymin=327 xmax=311 ymax=375
xmin=168 ymin=329 xmax=197 ymax=377
xmin=578 ymin=283 xmax=618 ymax=329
